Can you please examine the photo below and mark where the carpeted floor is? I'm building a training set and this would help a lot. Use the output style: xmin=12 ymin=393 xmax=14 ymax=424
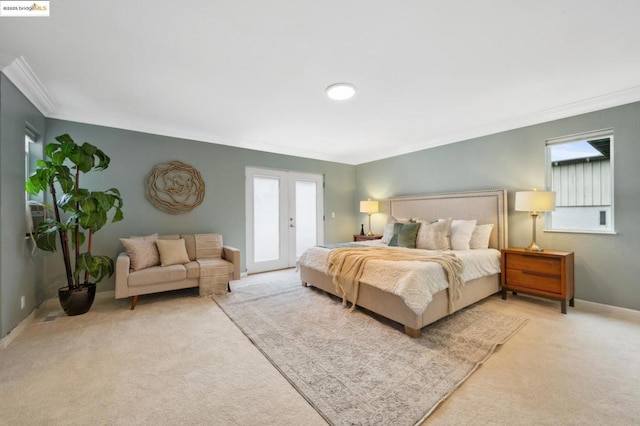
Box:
xmin=214 ymin=274 xmax=528 ymax=425
xmin=1 ymin=268 xmax=639 ymax=425
xmin=0 ymin=285 xmax=327 ymax=426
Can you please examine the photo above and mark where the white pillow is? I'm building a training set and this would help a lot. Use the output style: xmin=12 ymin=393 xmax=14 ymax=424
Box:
xmin=416 ymin=218 xmax=452 ymax=250
xmin=156 ymin=238 xmax=190 ymax=266
xmin=381 ymin=216 xmax=413 ymax=244
xmin=448 ymin=219 xmax=477 ymax=251
xmin=381 ymin=223 xmax=395 ymax=244
xmin=469 ymin=224 xmax=494 ymax=249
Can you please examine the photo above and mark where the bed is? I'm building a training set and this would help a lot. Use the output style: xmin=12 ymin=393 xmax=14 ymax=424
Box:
xmin=298 ymin=189 xmax=508 ymax=337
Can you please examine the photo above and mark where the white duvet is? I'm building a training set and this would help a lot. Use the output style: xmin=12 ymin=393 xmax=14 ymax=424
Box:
xmin=298 ymin=240 xmax=501 ymax=316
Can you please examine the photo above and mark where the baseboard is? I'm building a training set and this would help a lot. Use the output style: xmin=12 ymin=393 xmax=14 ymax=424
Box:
xmin=0 ymin=309 xmax=36 ymax=349
xmin=575 ymin=298 xmax=640 ymax=318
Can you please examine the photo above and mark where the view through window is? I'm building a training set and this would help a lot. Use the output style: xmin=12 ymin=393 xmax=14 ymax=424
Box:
xmin=545 ymin=128 xmax=614 ymax=233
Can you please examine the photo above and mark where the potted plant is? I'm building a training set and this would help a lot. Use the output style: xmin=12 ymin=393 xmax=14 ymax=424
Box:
xmin=26 ymin=134 xmax=124 ymax=316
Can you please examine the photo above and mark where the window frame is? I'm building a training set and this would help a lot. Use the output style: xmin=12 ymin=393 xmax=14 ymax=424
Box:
xmin=25 ymin=125 xmax=44 ymax=203
xmin=544 ymin=128 xmax=615 ymax=235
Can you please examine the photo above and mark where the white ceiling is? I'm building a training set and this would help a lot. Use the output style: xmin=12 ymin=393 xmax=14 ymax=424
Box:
xmin=2 ymin=1 xmax=640 ymax=165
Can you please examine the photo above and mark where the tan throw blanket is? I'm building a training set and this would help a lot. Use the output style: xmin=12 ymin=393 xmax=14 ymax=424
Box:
xmin=328 ymin=247 xmax=464 ymax=313
xmin=195 ymin=233 xmax=223 ymax=259
xmin=195 ymin=234 xmax=228 ymax=296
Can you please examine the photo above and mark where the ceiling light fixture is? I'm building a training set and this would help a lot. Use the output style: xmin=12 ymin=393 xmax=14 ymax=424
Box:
xmin=326 ymin=83 xmax=356 ymax=101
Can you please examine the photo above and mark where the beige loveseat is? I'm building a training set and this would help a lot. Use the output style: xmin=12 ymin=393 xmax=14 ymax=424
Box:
xmin=115 ymin=233 xmax=240 ymax=309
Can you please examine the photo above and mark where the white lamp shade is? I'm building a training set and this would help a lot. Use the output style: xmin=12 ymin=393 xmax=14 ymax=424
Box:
xmin=359 ymin=200 xmax=379 ymax=214
xmin=515 ymin=191 xmax=556 ymax=212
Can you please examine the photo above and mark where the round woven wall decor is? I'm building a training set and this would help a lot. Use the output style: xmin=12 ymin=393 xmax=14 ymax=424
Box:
xmin=146 ymin=161 xmax=205 ymax=214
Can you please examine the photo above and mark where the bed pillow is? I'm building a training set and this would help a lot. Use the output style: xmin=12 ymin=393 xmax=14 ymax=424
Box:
xmin=120 ymin=233 xmax=160 ymax=271
xmin=156 ymin=238 xmax=190 ymax=266
xmin=469 ymin=223 xmax=494 ymax=249
xmin=381 ymin=216 xmax=413 ymax=244
xmin=416 ymin=218 xmax=452 ymax=250
xmin=442 ymin=219 xmax=477 ymax=251
xmin=381 ymin=223 xmax=395 ymax=244
xmin=387 ymin=223 xmax=403 ymax=246
xmin=388 ymin=222 xmax=421 ymax=248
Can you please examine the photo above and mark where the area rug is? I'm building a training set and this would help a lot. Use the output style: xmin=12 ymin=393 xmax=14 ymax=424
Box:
xmin=213 ymin=271 xmax=527 ymax=426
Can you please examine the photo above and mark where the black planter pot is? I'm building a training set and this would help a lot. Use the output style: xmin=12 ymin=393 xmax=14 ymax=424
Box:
xmin=58 ymin=283 xmax=96 ymax=316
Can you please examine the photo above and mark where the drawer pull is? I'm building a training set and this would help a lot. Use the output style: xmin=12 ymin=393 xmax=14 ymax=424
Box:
xmin=521 ymin=270 xmax=560 ymax=278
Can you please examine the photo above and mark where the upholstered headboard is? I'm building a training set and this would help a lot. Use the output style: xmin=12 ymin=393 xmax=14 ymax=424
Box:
xmin=389 ymin=189 xmax=508 ymax=250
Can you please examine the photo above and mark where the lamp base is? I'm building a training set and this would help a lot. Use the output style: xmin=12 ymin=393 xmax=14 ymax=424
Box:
xmin=524 ymin=241 xmax=544 ymax=251
xmin=366 ymin=231 xmax=374 ymax=236
xmin=525 ymin=213 xmax=544 ymax=251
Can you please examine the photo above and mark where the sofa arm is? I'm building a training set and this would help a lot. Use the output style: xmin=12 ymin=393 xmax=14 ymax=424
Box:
xmin=222 ymin=245 xmax=241 ymax=280
xmin=115 ymin=252 xmax=131 ymax=299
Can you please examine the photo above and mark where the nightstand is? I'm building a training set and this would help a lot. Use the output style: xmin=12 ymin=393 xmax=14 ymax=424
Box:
xmin=353 ymin=234 xmax=382 ymax=242
xmin=501 ymin=248 xmax=575 ymax=314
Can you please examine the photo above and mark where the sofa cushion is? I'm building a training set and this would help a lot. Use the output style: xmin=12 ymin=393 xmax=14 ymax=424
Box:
xmin=156 ymin=239 xmax=190 ymax=266
xmin=119 ymin=234 xmax=160 ymax=271
xmin=182 ymin=235 xmax=197 ymax=261
xmin=128 ymin=264 xmax=187 ymax=287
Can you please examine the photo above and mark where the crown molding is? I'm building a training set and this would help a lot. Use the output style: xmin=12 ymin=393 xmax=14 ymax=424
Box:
xmin=353 ymin=85 xmax=640 ymax=165
xmin=1 ymin=56 xmax=56 ymax=116
xmin=46 ymin=83 xmax=640 ymax=165
xmin=3 ymin=54 xmax=640 ymax=165
xmin=49 ymin=107 xmax=345 ymax=164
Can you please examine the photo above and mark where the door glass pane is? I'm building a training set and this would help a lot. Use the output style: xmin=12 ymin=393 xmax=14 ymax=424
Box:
xmin=254 ymin=176 xmax=280 ymax=262
xmin=295 ymin=180 xmax=317 ymax=257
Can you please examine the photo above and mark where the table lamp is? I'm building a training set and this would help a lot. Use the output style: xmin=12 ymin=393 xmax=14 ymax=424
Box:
xmin=359 ymin=199 xmax=379 ymax=236
xmin=515 ymin=190 xmax=556 ymax=251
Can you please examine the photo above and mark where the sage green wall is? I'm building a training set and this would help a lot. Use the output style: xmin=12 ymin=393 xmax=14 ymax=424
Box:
xmin=0 ymin=74 xmax=46 ymax=338
xmin=356 ymin=101 xmax=640 ymax=311
xmin=3 ymin=81 xmax=637 ymax=340
xmin=44 ymin=119 xmax=356 ymax=299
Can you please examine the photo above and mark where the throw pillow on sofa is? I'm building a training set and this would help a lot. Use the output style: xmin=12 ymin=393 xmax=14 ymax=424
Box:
xmin=120 ymin=233 xmax=161 ymax=271
xmin=156 ymin=238 xmax=191 ymax=266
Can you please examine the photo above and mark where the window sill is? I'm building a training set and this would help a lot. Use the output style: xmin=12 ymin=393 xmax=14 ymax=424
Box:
xmin=544 ymin=229 xmax=617 ymax=235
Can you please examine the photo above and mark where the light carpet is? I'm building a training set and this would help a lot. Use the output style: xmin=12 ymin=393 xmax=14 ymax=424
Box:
xmin=0 ymin=288 xmax=326 ymax=426
xmin=214 ymin=273 xmax=528 ymax=426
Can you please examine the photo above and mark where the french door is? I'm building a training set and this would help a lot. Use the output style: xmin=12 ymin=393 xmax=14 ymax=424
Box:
xmin=246 ymin=167 xmax=324 ymax=274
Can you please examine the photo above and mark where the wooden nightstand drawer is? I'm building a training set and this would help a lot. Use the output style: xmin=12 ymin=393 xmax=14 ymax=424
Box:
xmin=506 ymin=253 xmax=561 ymax=276
xmin=501 ymin=248 xmax=575 ymax=314
xmin=505 ymin=269 xmax=561 ymax=294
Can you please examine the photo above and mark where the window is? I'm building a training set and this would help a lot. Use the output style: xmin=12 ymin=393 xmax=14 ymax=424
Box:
xmin=545 ymin=128 xmax=614 ymax=234
xmin=25 ymin=126 xmax=43 ymax=203
xmin=25 ymin=129 xmax=36 ymax=201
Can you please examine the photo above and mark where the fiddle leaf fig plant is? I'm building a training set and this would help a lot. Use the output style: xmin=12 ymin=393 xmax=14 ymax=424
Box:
xmin=26 ymin=134 xmax=124 ymax=290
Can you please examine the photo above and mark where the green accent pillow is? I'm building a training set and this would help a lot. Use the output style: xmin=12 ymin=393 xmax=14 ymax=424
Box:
xmin=389 ymin=222 xmax=421 ymax=248
xmin=388 ymin=222 xmax=404 ymax=246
